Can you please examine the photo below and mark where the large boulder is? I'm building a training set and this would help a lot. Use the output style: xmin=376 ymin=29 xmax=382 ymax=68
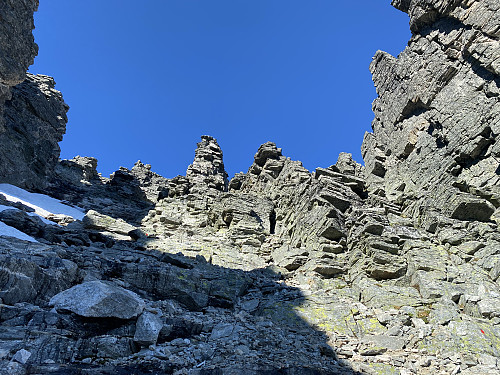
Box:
xmin=49 ymin=280 xmax=145 ymax=319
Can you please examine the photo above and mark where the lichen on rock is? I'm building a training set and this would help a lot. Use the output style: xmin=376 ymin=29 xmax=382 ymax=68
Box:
xmin=0 ymin=1 xmax=500 ymax=374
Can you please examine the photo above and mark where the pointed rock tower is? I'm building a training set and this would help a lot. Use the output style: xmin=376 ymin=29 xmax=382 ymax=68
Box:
xmin=186 ymin=135 xmax=229 ymax=193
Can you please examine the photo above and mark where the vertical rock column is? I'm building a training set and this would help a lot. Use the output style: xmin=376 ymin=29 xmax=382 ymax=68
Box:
xmin=186 ymin=135 xmax=229 ymax=194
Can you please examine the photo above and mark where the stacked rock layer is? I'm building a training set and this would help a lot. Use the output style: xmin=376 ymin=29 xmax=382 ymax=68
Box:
xmin=0 ymin=1 xmax=499 ymax=375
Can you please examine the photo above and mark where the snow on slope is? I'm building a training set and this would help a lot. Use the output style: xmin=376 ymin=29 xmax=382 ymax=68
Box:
xmin=0 ymin=183 xmax=85 ymax=221
xmin=0 ymin=184 xmax=86 ymax=242
xmin=0 ymin=204 xmax=56 ymax=225
xmin=0 ymin=221 xmax=38 ymax=242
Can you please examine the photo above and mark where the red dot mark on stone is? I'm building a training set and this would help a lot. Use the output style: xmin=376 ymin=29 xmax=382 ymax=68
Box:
xmin=480 ymin=329 xmax=485 ymax=334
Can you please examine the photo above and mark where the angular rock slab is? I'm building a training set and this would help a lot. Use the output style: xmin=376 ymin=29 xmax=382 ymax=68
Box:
xmin=49 ymin=280 xmax=145 ymax=319
xmin=134 ymin=311 xmax=163 ymax=346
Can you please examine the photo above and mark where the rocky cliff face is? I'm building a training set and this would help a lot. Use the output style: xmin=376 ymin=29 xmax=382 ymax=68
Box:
xmin=0 ymin=0 xmax=38 ymax=87
xmin=363 ymin=0 xmax=500 ymax=228
xmin=0 ymin=1 xmax=500 ymax=375
xmin=0 ymin=0 xmax=68 ymax=190
xmin=0 ymin=74 xmax=68 ymax=190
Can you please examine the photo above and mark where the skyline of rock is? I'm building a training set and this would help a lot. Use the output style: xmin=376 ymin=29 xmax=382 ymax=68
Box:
xmin=0 ymin=1 xmax=499 ymax=374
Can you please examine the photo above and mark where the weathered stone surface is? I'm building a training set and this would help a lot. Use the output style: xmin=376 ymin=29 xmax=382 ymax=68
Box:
xmin=12 ymin=349 xmax=30 ymax=365
xmin=82 ymin=209 xmax=136 ymax=237
xmin=49 ymin=159 xmax=168 ymax=225
xmin=1 ymin=1 xmax=500 ymax=374
xmin=0 ymin=238 xmax=78 ymax=305
xmin=0 ymin=1 xmax=66 ymax=191
xmin=271 ymin=246 xmax=309 ymax=271
xmin=253 ymin=141 xmax=283 ymax=167
xmin=0 ymin=74 xmax=68 ymax=190
xmin=0 ymin=0 xmax=38 ymax=87
xmin=50 ymin=281 xmax=145 ymax=319
xmin=362 ymin=0 xmax=500 ymax=226
xmin=134 ymin=311 xmax=163 ymax=346
xmin=187 ymin=135 xmax=228 ymax=193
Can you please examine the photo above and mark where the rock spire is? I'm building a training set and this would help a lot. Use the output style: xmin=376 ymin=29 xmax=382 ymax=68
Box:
xmin=0 ymin=1 xmax=500 ymax=374
xmin=186 ymin=135 xmax=229 ymax=192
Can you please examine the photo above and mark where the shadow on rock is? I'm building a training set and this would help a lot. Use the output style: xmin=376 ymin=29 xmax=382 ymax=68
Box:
xmin=0 ymin=233 xmax=361 ymax=375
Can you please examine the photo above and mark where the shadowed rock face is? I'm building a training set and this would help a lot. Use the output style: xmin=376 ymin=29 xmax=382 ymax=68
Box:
xmin=362 ymin=0 xmax=500 ymax=228
xmin=1 ymin=1 xmax=500 ymax=375
xmin=0 ymin=0 xmax=69 ymax=191
xmin=0 ymin=0 xmax=39 ymax=130
xmin=0 ymin=74 xmax=68 ymax=190
xmin=0 ymin=0 xmax=38 ymax=86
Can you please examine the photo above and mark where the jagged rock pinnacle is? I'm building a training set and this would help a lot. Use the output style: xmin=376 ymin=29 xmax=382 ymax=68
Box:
xmin=1 ymin=1 xmax=500 ymax=374
xmin=186 ymin=135 xmax=229 ymax=192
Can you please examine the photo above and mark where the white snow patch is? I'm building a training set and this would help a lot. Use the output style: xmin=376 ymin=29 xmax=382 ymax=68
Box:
xmin=0 ymin=221 xmax=38 ymax=242
xmin=0 ymin=204 xmax=57 ymax=225
xmin=0 ymin=184 xmax=85 ymax=221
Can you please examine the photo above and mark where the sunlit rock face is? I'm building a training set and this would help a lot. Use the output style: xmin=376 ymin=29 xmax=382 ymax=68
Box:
xmin=0 ymin=1 xmax=500 ymax=375
xmin=186 ymin=135 xmax=229 ymax=193
xmin=363 ymin=0 xmax=500 ymax=229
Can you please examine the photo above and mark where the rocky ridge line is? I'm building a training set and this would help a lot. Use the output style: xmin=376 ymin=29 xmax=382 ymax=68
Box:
xmin=0 ymin=1 xmax=499 ymax=375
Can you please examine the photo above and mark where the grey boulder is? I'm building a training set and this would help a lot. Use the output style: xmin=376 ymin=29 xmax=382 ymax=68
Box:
xmin=49 ymin=280 xmax=145 ymax=319
xmin=133 ymin=311 xmax=164 ymax=346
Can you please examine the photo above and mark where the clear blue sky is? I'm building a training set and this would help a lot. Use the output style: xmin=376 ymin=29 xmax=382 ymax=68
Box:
xmin=30 ymin=1 xmax=410 ymax=179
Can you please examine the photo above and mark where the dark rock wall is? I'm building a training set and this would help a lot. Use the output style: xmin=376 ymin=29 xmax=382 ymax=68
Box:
xmin=0 ymin=0 xmax=69 ymax=191
xmin=1 ymin=74 xmax=68 ymax=190
xmin=0 ymin=0 xmax=39 ymax=129
xmin=0 ymin=0 xmax=38 ymax=86
xmin=362 ymin=0 xmax=500 ymax=228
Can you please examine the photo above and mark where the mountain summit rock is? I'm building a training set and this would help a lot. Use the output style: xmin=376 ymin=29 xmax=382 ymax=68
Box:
xmin=0 ymin=1 xmax=499 ymax=374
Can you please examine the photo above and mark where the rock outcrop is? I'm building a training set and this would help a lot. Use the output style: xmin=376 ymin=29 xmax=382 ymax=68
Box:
xmin=186 ymin=135 xmax=229 ymax=193
xmin=47 ymin=159 xmax=169 ymax=225
xmin=0 ymin=0 xmax=39 ymax=131
xmin=362 ymin=0 xmax=500 ymax=228
xmin=0 ymin=1 xmax=500 ymax=375
xmin=0 ymin=0 xmax=39 ymax=87
xmin=0 ymin=0 xmax=69 ymax=190
xmin=0 ymin=74 xmax=68 ymax=190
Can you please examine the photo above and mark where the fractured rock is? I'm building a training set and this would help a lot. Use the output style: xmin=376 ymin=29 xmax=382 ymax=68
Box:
xmin=12 ymin=349 xmax=31 ymax=365
xmin=134 ymin=311 xmax=164 ymax=346
xmin=49 ymin=280 xmax=145 ymax=319
xmin=0 ymin=74 xmax=68 ymax=190
xmin=187 ymin=135 xmax=228 ymax=192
